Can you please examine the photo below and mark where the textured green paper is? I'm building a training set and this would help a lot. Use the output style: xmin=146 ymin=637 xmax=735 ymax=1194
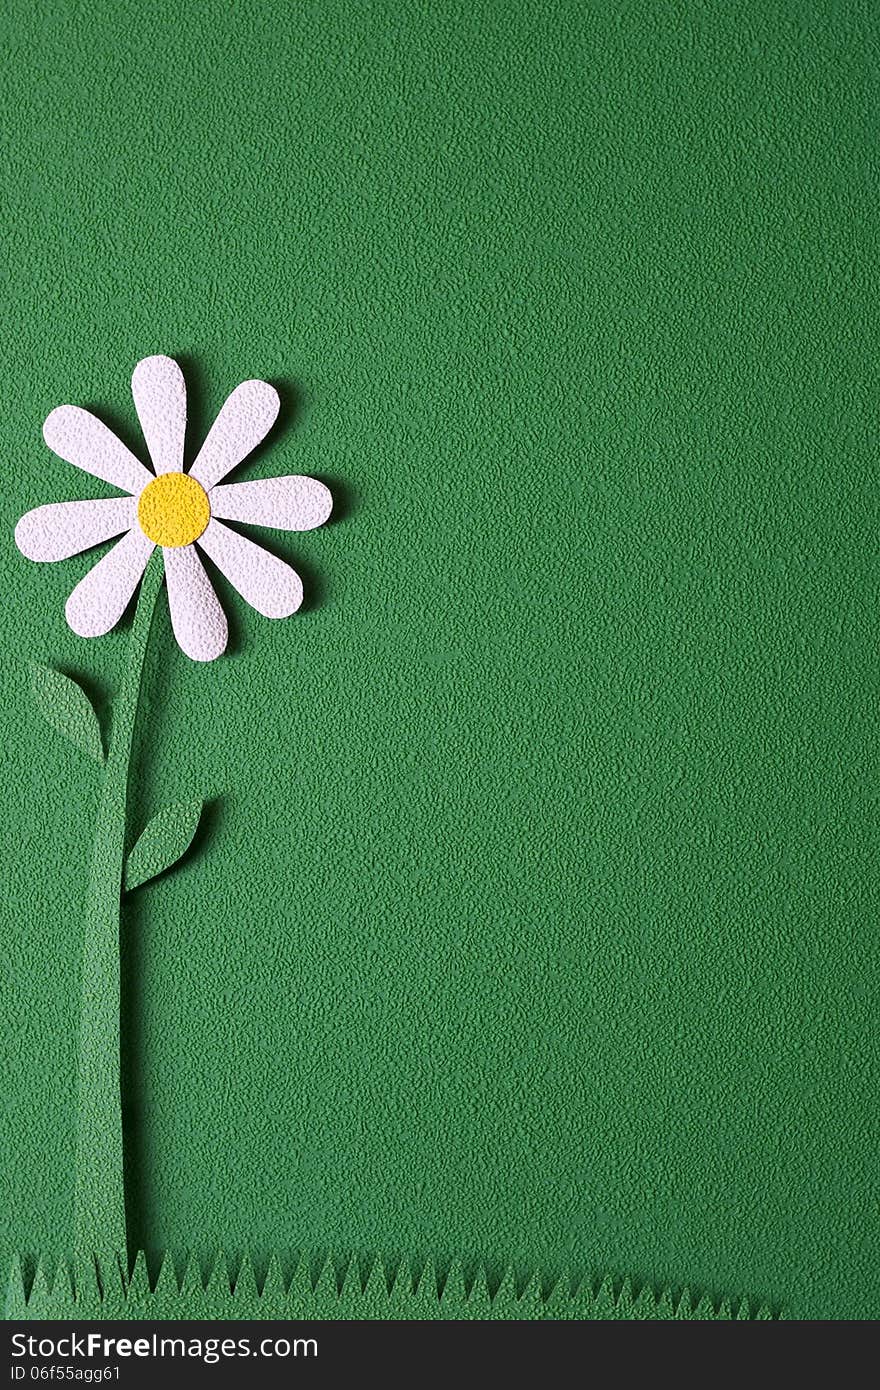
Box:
xmin=124 ymin=797 xmax=204 ymax=894
xmin=6 ymin=1256 xmax=772 ymax=1321
xmin=1 ymin=0 xmax=878 ymax=1321
xmin=30 ymin=667 xmax=105 ymax=765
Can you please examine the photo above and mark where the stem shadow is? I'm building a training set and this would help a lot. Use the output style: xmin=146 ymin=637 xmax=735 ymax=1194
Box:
xmin=120 ymin=797 xmax=225 ymax=1267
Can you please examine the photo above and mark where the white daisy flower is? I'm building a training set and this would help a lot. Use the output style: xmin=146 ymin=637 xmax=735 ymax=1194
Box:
xmin=15 ymin=354 xmax=332 ymax=661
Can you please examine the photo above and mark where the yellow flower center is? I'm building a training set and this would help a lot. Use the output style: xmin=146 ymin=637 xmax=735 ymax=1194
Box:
xmin=137 ymin=472 xmax=210 ymax=547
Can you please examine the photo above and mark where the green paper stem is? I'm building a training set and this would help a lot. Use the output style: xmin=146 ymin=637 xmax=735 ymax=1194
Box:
xmin=74 ymin=550 xmax=163 ymax=1269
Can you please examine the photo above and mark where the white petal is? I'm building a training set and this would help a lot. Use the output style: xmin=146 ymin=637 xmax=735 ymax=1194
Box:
xmin=131 ymin=354 xmax=186 ymax=475
xmin=15 ymin=497 xmax=136 ymax=562
xmin=209 ymin=475 xmax=332 ymax=531
xmin=189 ymin=380 xmax=279 ymax=490
xmin=163 ymin=544 xmax=228 ymax=661
xmin=197 ymin=519 xmax=302 ymax=618
xmin=44 ymin=405 xmax=153 ymax=495
xmin=65 ymin=529 xmax=154 ymax=638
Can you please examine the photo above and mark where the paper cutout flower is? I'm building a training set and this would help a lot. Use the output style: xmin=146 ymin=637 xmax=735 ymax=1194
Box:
xmin=15 ymin=354 xmax=332 ymax=660
xmin=14 ymin=355 xmax=337 ymax=1273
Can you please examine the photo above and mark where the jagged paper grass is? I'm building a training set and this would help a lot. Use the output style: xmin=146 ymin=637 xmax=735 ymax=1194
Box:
xmin=6 ymin=1254 xmax=776 ymax=1320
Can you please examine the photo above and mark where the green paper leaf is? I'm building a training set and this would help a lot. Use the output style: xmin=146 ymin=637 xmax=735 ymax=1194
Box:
xmin=30 ymin=665 xmax=104 ymax=764
xmin=124 ymin=798 xmax=203 ymax=892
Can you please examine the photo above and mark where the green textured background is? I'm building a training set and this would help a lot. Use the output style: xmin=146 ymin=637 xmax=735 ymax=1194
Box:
xmin=1 ymin=0 xmax=878 ymax=1320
